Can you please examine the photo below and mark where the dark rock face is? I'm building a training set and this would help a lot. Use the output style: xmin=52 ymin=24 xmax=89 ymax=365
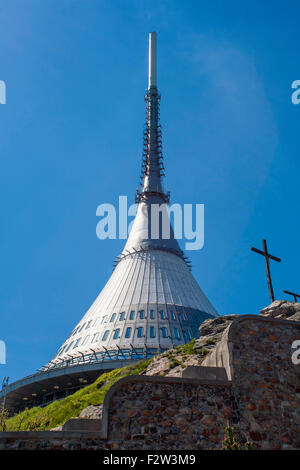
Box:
xmin=260 ymin=300 xmax=300 ymax=321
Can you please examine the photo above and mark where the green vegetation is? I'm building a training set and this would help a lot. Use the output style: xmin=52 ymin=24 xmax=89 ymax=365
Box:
xmin=204 ymin=338 xmax=216 ymax=346
xmin=174 ymin=339 xmax=197 ymax=355
xmin=6 ymin=358 xmax=153 ymax=432
xmin=222 ymin=426 xmax=254 ymax=450
xmin=0 ymin=408 xmax=9 ymax=431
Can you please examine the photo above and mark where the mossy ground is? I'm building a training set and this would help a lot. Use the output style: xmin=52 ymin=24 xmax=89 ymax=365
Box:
xmin=6 ymin=358 xmax=153 ymax=431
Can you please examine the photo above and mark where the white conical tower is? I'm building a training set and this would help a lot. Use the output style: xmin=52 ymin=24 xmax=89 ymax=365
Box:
xmin=47 ymin=32 xmax=217 ymax=369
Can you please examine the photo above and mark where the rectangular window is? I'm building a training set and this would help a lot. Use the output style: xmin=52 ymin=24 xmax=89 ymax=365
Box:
xmin=174 ymin=327 xmax=181 ymax=340
xmin=170 ymin=311 xmax=176 ymax=321
xmin=159 ymin=310 xmax=164 ymax=320
xmin=149 ymin=326 xmax=156 ymax=338
xmin=125 ymin=327 xmax=131 ymax=339
xmin=113 ymin=328 xmax=120 ymax=340
xmin=137 ymin=327 xmax=144 ymax=338
xmin=129 ymin=311 xmax=135 ymax=320
xmin=150 ymin=310 xmax=155 ymax=319
xmin=119 ymin=311 xmax=125 ymax=321
xmin=161 ymin=327 xmax=167 ymax=338
xmin=110 ymin=313 xmax=116 ymax=322
xmin=102 ymin=330 xmax=109 ymax=341
xmin=139 ymin=310 xmax=145 ymax=320
xmin=81 ymin=335 xmax=90 ymax=346
xmin=91 ymin=333 xmax=100 ymax=343
xmin=178 ymin=312 xmax=183 ymax=322
xmin=65 ymin=341 xmax=74 ymax=352
xmin=73 ymin=338 xmax=81 ymax=349
xmin=86 ymin=321 xmax=93 ymax=329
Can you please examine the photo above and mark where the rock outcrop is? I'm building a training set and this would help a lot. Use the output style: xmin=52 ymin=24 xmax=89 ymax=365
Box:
xmin=194 ymin=314 xmax=240 ymax=351
xmin=260 ymin=300 xmax=300 ymax=321
xmin=79 ymin=404 xmax=103 ymax=420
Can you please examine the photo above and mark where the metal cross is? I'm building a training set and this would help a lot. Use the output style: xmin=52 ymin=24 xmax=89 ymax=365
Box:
xmin=251 ymin=239 xmax=281 ymax=303
xmin=283 ymin=290 xmax=300 ymax=303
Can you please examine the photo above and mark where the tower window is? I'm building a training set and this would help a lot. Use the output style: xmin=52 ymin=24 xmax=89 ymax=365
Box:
xmin=91 ymin=332 xmax=100 ymax=343
xmin=150 ymin=310 xmax=155 ymax=319
xmin=149 ymin=326 xmax=156 ymax=338
xmin=183 ymin=329 xmax=191 ymax=342
xmin=110 ymin=313 xmax=116 ymax=322
xmin=73 ymin=338 xmax=81 ymax=349
xmin=174 ymin=327 xmax=181 ymax=340
xmin=81 ymin=335 xmax=90 ymax=346
xmin=102 ymin=330 xmax=109 ymax=341
xmin=119 ymin=312 xmax=125 ymax=321
xmin=125 ymin=327 xmax=132 ymax=339
xmin=137 ymin=327 xmax=144 ymax=338
xmin=129 ymin=311 xmax=135 ymax=320
xmin=65 ymin=341 xmax=74 ymax=352
xmin=170 ymin=311 xmax=176 ymax=321
xmin=139 ymin=310 xmax=145 ymax=320
xmin=159 ymin=310 xmax=164 ymax=320
xmin=113 ymin=328 xmax=120 ymax=340
xmin=178 ymin=312 xmax=183 ymax=322
xmin=161 ymin=327 xmax=168 ymax=338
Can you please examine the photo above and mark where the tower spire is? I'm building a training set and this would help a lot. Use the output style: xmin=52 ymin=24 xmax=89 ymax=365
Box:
xmin=148 ymin=32 xmax=157 ymax=89
xmin=136 ymin=32 xmax=168 ymax=204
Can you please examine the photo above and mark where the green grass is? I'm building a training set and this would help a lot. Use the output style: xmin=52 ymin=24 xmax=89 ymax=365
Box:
xmin=174 ymin=339 xmax=197 ymax=355
xmin=6 ymin=358 xmax=153 ymax=431
xmin=205 ymin=338 xmax=216 ymax=346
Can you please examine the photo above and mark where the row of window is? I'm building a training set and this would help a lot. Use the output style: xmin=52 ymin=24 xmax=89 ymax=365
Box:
xmin=59 ymin=326 xmax=193 ymax=356
xmin=70 ymin=309 xmax=193 ymax=338
xmin=108 ymin=309 xmax=190 ymax=322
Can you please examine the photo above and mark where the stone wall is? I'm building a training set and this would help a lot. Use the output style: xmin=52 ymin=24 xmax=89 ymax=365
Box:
xmin=0 ymin=314 xmax=299 ymax=450
xmin=227 ymin=315 xmax=300 ymax=449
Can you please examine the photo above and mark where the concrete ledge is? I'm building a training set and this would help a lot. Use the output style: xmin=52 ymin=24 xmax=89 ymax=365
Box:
xmin=62 ymin=418 xmax=102 ymax=432
xmin=0 ymin=430 xmax=104 ymax=440
xmin=182 ymin=366 xmax=228 ymax=381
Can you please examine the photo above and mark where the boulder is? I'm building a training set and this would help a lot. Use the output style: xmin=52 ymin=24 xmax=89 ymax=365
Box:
xmin=260 ymin=300 xmax=300 ymax=321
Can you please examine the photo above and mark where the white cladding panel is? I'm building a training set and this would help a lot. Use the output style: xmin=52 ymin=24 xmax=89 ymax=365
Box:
xmin=51 ymin=250 xmax=217 ymax=363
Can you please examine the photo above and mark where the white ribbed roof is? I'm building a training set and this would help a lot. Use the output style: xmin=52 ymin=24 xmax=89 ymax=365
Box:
xmin=84 ymin=251 xmax=216 ymax=319
xmin=51 ymin=250 xmax=217 ymax=363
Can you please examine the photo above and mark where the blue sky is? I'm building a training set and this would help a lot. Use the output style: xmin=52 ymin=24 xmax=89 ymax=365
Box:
xmin=0 ymin=0 xmax=299 ymax=381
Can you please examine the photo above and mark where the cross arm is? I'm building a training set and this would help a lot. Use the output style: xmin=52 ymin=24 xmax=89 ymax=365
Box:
xmin=283 ymin=290 xmax=300 ymax=298
xmin=251 ymin=247 xmax=281 ymax=262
